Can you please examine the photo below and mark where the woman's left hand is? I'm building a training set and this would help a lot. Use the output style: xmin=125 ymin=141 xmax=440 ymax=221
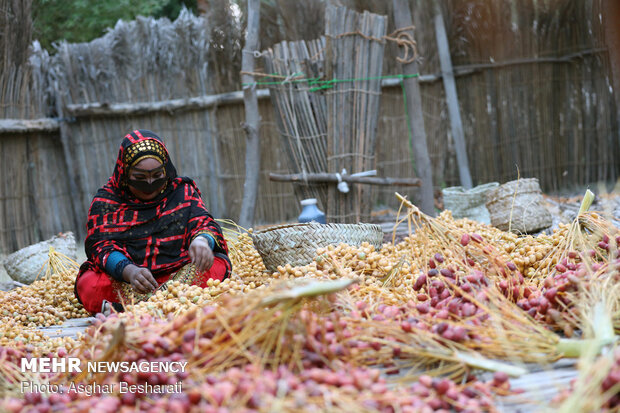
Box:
xmin=189 ymin=237 xmax=214 ymax=273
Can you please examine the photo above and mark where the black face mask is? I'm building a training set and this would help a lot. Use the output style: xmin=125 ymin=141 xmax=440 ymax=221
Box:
xmin=128 ymin=177 xmax=167 ymax=194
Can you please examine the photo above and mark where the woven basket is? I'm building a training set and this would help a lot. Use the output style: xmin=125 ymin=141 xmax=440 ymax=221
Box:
xmin=442 ymin=182 xmax=499 ymax=224
xmin=485 ymin=178 xmax=552 ymax=233
xmin=251 ymin=222 xmax=384 ymax=272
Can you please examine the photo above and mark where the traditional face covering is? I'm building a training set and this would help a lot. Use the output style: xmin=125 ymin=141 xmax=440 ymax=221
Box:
xmin=127 ymin=176 xmax=167 ymax=194
xmin=104 ymin=130 xmax=178 ymax=196
xmin=123 ymin=139 xmax=168 ymax=196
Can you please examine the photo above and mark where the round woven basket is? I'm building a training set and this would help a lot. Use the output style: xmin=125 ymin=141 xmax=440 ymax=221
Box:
xmin=485 ymin=178 xmax=552 ymax=233
xmin=251 ymin=222 xmax=384 ymax=272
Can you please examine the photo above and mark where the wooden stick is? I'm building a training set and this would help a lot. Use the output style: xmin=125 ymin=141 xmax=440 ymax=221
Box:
xmin=269 ymin=172 xmax=420 ymax=186
xmin=66 ymin=89 xmax=271 ymax=118
xmin=0 ymin=118 xmax=60 ymax=134
xmin=393 ymin=0 xmax=436 ymax=216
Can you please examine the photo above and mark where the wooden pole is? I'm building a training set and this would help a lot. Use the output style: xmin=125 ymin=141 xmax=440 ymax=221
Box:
xmin=602 ymin=0 xmax=620 ymax=143
xmin=392 ymin=0 xmax=436 ymax=216
xmin=433 ymin=1 xmax=473 ymax=189
xmin=65 ymin=89 xmax=272 ymax=118
xmin=269 ymin=172 xmax=421 ymax=186
xmin=0 ymin=118 xmax=60 ymax=134
xmin=238 ymin=0 xmax=261 ymax=229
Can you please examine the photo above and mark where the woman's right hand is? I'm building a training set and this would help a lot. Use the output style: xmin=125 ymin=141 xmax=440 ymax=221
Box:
xmin=122 ymin=264 xmax=159 ymax=294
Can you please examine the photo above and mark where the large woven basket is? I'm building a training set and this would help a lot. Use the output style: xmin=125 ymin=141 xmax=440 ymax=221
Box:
xmin=251 ymin=222 xmax=384 ymax=272
xmin=485 ymin=178 xmax=552 ymax=233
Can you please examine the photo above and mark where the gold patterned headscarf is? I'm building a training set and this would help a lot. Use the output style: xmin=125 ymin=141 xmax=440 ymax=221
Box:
xmin=123 ymin=138 xmax=167 ymax=168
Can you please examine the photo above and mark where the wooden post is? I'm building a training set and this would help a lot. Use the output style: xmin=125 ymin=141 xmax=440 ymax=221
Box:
xmin=239 ymin=0 xmax=261 ymax=229
xmin=392 ymin=0 xmax=436 ymax=216
xmin=433 ymin=1 xmax=473 ymax=189
xmin=602 ymin=0 xmax=620 ymax=142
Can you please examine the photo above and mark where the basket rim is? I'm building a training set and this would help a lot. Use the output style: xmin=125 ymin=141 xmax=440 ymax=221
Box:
xmin=252 ymin=221 xmax=382 ymax=236
xmin=442 ymin=182 xmax=499 ymax=195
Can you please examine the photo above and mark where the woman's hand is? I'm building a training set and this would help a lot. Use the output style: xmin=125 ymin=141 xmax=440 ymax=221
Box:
xmin=122 ymin=264 xmax=159 ymax=294
xmin=189 ymin=236 xmax=214 ymax=273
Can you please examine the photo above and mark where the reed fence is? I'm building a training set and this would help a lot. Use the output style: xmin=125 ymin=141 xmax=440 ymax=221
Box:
xmin=0 ymin=0 xmax=75 ymax=254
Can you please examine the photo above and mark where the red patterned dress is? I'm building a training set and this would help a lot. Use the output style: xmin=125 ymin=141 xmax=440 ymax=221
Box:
xmin=74 ymin=130 xmax=231 ymax=314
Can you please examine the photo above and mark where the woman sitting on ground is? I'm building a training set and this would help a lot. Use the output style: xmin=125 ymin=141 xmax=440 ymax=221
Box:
xmin=74 ymin=129 xmax=231 ymax=315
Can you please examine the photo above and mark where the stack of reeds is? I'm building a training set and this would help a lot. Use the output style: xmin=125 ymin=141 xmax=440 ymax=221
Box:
xmin=325 ymin=6 xmax=386 ymax=223
xmin=263 ymin=38 xmax=329 ymax=211
xmin=264 ymin=6 xmax=387 ymax=223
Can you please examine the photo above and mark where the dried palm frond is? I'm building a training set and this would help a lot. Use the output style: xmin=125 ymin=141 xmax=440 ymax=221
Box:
xmin=559 ymin=272 xmax=619 ymax=354
xmin=0 ymin=347 xmax=45 ymax=398
xmin=394 ymin=192 xmax=517 ymax=280
xmin=553 ymin=274 xmax=619 ymax=412
xmin=535 ymin=190 xmax=619 ymax=281
xmin=43 ymin=246 xmax=79 ymax=279
xmin=344 ymin=316 xmax=527 ymax=381
xmin=449 ymin=282 xmax=566 ymax=363
xmin=555 ymin=343 xmax=620 ymax=413
xmin=331 ymin=291 xmax=528 ymax=381
xmin=62 ymin=278 xmax=356 ymax=385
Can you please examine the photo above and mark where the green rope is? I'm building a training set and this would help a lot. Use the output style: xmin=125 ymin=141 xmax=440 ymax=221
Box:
xmin=242 ymin=73 xmax=420 ymax=91
xmin=307 ymin=74 xmax=419 ymax=92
